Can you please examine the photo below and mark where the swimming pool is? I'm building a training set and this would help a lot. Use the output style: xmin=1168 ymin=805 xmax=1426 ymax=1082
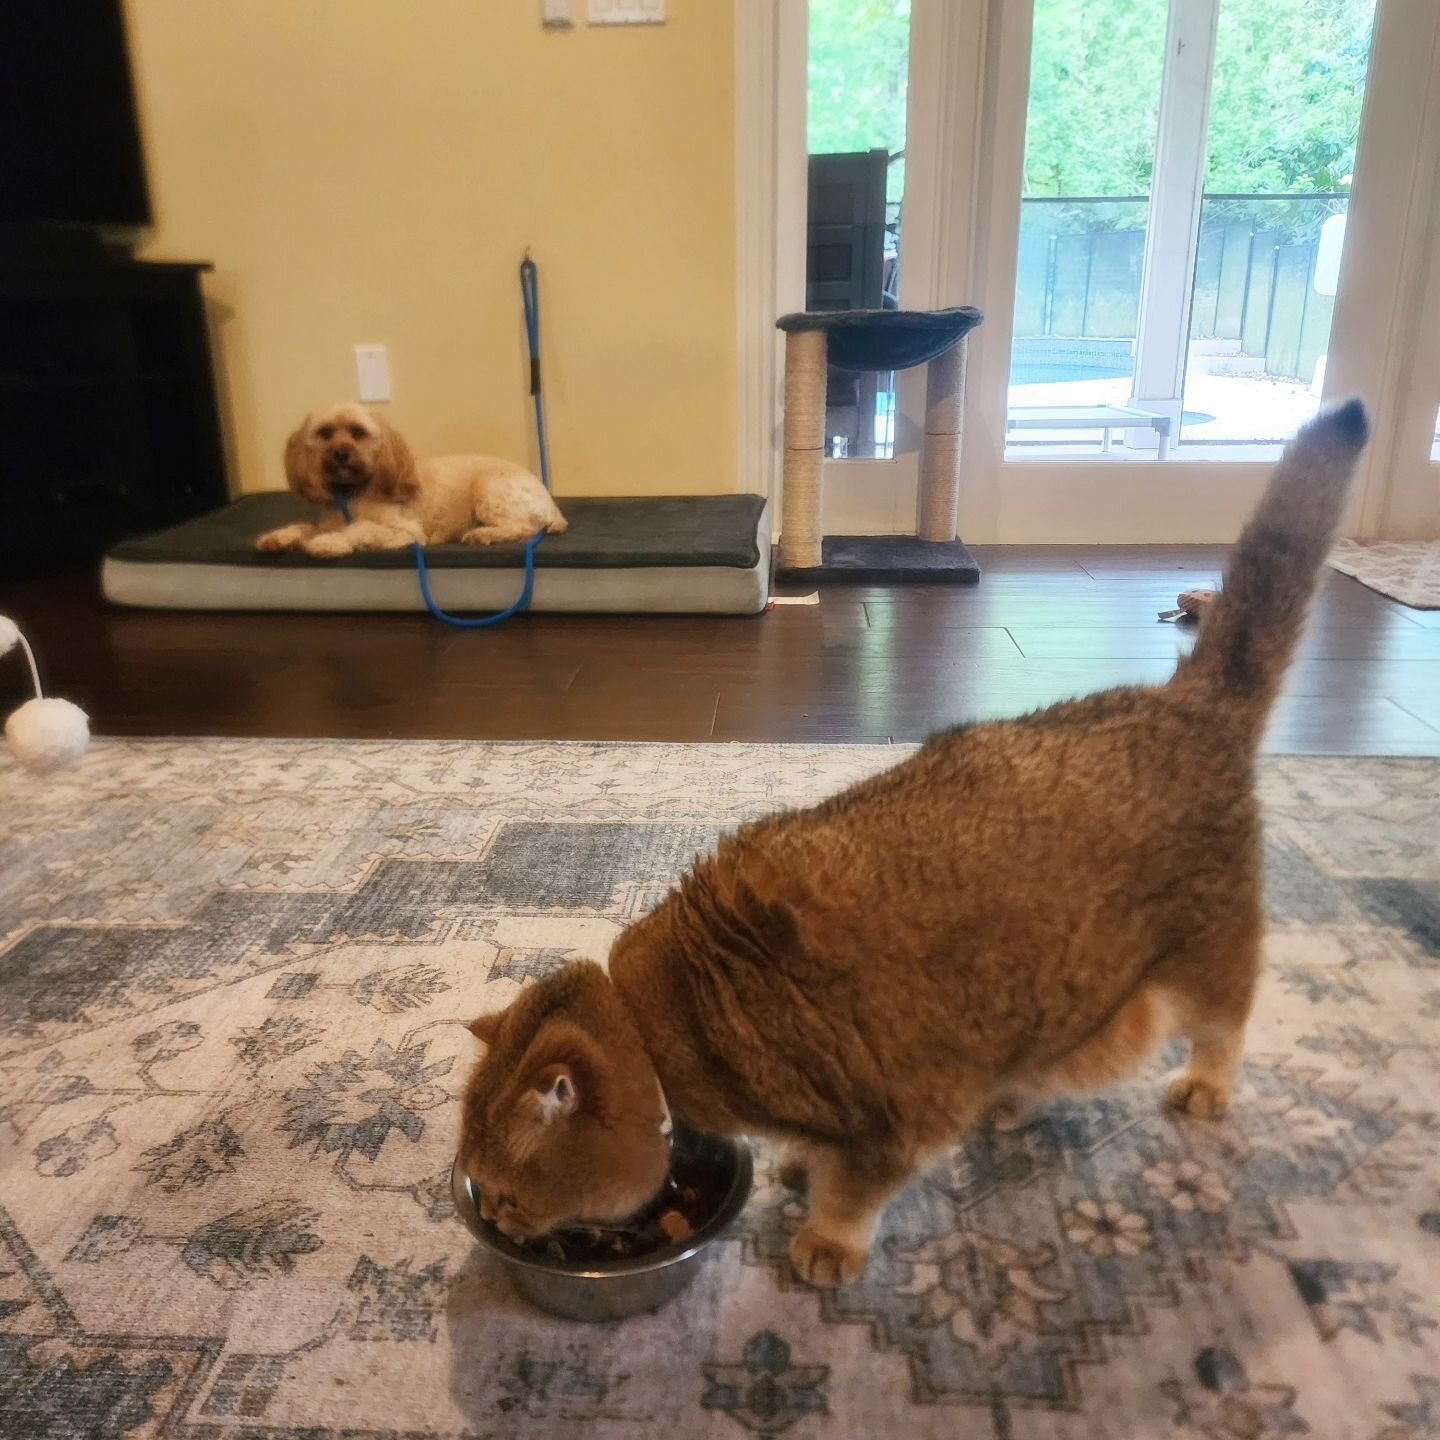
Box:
xmin=1010 ymin=362 xmax=1215 ymax=427
xmin=1011 ymin=362 xmax=1128 ymax=386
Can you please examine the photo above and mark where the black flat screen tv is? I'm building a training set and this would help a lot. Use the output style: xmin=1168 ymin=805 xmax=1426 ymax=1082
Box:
xmin=0 ymin=0 xmax=151 ymax=229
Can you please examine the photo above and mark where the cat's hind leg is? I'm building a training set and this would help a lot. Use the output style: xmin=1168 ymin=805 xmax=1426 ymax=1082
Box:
xmin=1158 ymin=904 xmax=1263 ymax=1120
xmin=1165 ymin=993 xmax=1255 ymax=1119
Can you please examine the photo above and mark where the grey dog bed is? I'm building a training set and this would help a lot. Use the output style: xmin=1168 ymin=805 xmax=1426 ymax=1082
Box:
xmin=102 ymin=493 xmax=772 ymax=615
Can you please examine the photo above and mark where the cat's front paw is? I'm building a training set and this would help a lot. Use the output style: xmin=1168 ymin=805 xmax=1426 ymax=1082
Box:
xmin=304 ymin=532 xmax=353 ymax=559
xmin=790 ymin=1225 xmax=868 ymax=1288
xmin=1166 ymin=1071 xmax=1231 ymax=1119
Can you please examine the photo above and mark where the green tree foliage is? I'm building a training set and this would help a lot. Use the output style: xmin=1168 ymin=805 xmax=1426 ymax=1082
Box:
xmin=807 ymin=0 xmax=911 ymax=155
xmin=1204 ymin=0 xmax=1373 ymax=193
xmin=807 ymin=0 xmax=910 ymax=200
xmin=809 ymin=0 xmax=1374 ymax=208
xmin=1022 ymin=0 xmax=1166 ymax=198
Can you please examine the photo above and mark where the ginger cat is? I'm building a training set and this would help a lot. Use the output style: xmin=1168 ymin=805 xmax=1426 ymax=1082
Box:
xmin=459 ymin=401 xmax=1370 ymax=1288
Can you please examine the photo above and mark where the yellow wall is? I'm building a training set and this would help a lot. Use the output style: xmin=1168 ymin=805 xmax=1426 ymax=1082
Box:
xmin=123 ymin=0 xmax=736 ymax=498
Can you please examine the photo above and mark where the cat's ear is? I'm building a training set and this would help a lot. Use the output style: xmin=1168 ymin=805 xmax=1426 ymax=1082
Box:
xmin=467 ymin=1011 xmax=505 ymax=1045
xmin=531 ymin=1064 xmax=580 ymax=1122
xmin=516 ymin=1021 xmax=602 ymax=1126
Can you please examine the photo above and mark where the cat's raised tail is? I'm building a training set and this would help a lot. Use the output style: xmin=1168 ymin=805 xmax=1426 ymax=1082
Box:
xmin=1179 ymin=397 xmax=1369 ymax=710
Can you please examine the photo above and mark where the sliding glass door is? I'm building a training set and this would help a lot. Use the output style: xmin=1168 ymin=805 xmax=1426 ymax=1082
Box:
xmin=1006 ymin=0 xmax=1377 ymax=464
xmin=763 ymin=0 xmax=1435 ymax=539
xmin=800 ymin=0 xmax=930 ymax=535
xmin=1006 ymin=2 xmax=1166 ymax=455
xmin=805 ymin=0 xmax=911 ymax=461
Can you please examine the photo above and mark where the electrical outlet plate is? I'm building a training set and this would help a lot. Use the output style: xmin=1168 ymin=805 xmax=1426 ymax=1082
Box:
xmin=587 ymin=0 xmax=664 ymax=25
xmin=354 ymin=345 xmax=391 ymax=404
xmin=541 ymin=0 xmax=574 ymax=28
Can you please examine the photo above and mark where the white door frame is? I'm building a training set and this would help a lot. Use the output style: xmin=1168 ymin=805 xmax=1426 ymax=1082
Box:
xmin=733 ymin=0 xmax=994 ymax=537
xmin=805 ymin=0 xmax=996 ymax=539
xmin=735 ymin=0 xmax=1440 ymax=542
xmin=733 ymin=0 xmax=789 ymax=512
xmin=1127 ymin=0 xmax=1219 ymax=450
xmin=767 ymin=1 xmax=933 ymax=538
xmin=1329 ymin=0 xmax=1440 ymax=540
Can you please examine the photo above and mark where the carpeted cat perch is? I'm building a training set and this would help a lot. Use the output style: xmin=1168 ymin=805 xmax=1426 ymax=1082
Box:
xmin=776 ymin=306 xmax=983 ymax=582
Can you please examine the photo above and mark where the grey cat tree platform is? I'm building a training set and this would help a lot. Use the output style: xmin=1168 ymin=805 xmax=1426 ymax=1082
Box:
xmin=776 ymin=307 xmax=984 ymax=582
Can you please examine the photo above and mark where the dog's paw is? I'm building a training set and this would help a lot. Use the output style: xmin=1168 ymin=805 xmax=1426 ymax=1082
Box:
xmin=790 ymin=1225 xmax=868 ymax=1288
xmin=460 ymin=527 xmax=497 ymax=546
xmin=257 ymin=527 xmax=303 ymax=552
xmin=304 ymin=533 xmax=353 ymax=559
xmin=1166 ymin=1071 xmax=1231 ymax=1119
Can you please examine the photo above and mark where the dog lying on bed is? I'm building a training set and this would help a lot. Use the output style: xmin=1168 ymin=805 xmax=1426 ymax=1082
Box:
xmin=256 ymin=403 xmax=567 ymax=558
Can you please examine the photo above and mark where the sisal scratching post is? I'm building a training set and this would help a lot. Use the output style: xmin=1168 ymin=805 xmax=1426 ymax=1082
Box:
xmin=917 ymin=338 xmax=966 ymax=542
xmin=773 ymin=306 xmax=982 ymax=581
xmin=781 ymin=327 xmax=828 ymax=571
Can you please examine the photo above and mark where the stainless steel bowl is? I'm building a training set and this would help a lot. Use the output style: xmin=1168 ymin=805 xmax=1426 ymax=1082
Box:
xmin=451 ymin=1129 xmax=753 ymax=1322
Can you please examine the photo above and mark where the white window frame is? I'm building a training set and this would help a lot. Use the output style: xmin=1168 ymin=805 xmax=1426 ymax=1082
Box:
xmin=1331 ymin=0 xmax=1440 ymax=539
xmin=1126 ymin=0 xmax=1218 ymax=452
xmin=736 ymin=0 xmax=1440 ymax=542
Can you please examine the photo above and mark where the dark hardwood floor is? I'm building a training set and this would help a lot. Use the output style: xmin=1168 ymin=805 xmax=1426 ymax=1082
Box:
xmin=2 ymin=546 xmax=1439 ymax=754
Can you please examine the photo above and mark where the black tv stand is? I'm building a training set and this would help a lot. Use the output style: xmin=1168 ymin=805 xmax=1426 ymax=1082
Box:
xmin=0 ymin=224 xmax=131 ymax=265
xmin=0 ymin=252 xmax=229 ymax=574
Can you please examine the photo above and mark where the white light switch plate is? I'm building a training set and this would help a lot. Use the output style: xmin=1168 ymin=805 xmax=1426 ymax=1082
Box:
xmin=541 ymin=0 xmax=573 ymax=28
xmin=587 ymin=0 xmax=664 ymax=25
xmin=354 ymin=345 xmax=391 ymax=403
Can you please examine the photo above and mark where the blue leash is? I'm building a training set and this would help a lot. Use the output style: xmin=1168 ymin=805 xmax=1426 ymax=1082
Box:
xmin=338 ymin=257 xmax=549 ymax=627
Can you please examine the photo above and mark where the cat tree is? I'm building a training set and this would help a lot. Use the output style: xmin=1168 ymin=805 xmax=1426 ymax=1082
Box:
xmin=776 ymin=306 xmax=983 ymax=581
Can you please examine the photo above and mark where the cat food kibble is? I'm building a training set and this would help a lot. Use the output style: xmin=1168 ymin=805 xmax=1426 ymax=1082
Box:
xmin=485 ymin=1143 xmax=716 ymax=1266
xmin=658 ymin=1209 xmax=694 ymax=1245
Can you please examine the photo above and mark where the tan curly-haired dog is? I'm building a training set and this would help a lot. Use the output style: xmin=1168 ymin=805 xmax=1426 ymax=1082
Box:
xmin=256 ymin=403 xmax=566 ymax=559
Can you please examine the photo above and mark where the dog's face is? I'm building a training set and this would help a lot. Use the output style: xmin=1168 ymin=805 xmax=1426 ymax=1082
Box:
xmin=283 ymin=403 xmax=417 ymax=505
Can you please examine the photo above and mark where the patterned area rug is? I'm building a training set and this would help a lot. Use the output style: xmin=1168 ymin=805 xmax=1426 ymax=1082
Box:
xmin=1 ymin=740 xmax=1438 ymax=1440
xmin=1331 ymin=539 xmax=1440 ymax=609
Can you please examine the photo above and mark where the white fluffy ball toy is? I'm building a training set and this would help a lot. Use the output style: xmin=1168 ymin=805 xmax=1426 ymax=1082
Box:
xmin=0 ymin=615 xmax=90 ymax=773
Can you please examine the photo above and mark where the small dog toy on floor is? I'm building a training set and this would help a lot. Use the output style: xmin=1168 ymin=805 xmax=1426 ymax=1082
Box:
xmin=1158 ymin=589 xmax=1217 ymax=624
xmin=0 ymin=616 xmax=90 ymax=772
